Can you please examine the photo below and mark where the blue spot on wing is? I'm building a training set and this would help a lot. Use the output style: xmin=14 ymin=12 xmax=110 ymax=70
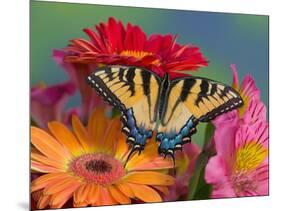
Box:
xmin=122 ymin=108 xmax=152 ymax=147
xmin=157 ymin=118 xmax=196 ymax=155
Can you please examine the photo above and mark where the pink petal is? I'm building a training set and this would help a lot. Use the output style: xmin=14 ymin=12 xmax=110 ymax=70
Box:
xmin=212 ymin=112 xmax=238 ymax=169
xmin=242 ymin=99 xmax=267 ymax=125
xmin=205 ymin=156 xmax=236 ymax=198
xmin=230 ymin=64 xmax=239 ymax=90
xmin=240 ymin=74 xmax=260 ymax=101
xmin=31 ymin=81 xmax=76 ymax=128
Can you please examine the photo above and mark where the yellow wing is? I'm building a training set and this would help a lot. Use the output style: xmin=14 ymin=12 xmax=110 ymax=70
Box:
xmin=158 ymin=77 xmax=243 ymax=134
xmin=88 ymin=65 xmax=161 ymax=135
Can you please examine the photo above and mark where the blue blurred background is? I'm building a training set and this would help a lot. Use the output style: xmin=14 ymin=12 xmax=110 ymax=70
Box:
xmin=31 ymin=1 xmax=269 ymax=146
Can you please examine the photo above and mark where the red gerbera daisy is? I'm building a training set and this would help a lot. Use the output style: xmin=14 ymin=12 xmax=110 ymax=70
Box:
xmin=64 ymin=17 xmax=208 ymax=79
xmin=53 ymin=17 xmax=208 ymax=121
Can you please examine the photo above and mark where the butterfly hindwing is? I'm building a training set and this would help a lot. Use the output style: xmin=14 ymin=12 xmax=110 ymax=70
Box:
xmin=156 ymin=77 xmax=243 ymax=157
xmin=88 ymin=66 xmax=161 ymax=153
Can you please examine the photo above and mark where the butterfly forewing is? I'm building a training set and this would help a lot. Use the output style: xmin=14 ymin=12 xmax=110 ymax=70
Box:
xmin=88 ymin=66 xmax=161 ymax=151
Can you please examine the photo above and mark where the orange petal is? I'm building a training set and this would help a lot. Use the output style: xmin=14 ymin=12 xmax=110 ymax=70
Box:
xmin=95 ymin=186 xmax=118 ymax=206
xmin=72 ymin=115 xmax=91 ymax=152
xmin=116 ymin=182 xmax=134 ymax=198
xmin=31 ymin=152 xmax=65 ymax=170
xmin=73 ymin=183 xmax=89 ymax=207
xmin=31 ymin=172 xmax=72 ymax=192
xmin=127 ymin=183 xmax=162 ymax=203
xmin=100 ymin=119 xmax=121 ymax=155
xmin=50 ymin=182 xmax=81 ymax=209
xmin=87 ymin=183 xmax=100 ymax=205
xmin=153 ymin=186 xmax=169 ymax=195
xmin=31 ymin=126 xmax=71 ymax=161
xmin=115 ymin=137 xmax=129 ymax=161
xmin=108 ymin=185 xmax=131 ymax=205
xmin=48 ymin=121 xmax=83 ymax=156
xmin=126 ymin=140 xmax=158 ymax=170
xmin=87 ymin=108 xmax=108 ymax=150
xmin=130 ymin=157 xmax=173 ymax=171
xmin=44 ymin=176 xmax=81 ymax=195
xmin=124 ymin=171 xmax=175 ymax=186
xmin=31 ymin=160 xmax=61 ymax=173
xmin=37 ymin=194 xmax=51 ymax=210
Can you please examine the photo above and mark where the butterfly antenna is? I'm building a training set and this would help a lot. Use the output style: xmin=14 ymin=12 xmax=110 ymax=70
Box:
xmin=124 ymin=147 xmax=139 ymax=167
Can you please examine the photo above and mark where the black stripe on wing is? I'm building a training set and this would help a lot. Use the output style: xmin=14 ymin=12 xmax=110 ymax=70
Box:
xmin=87 ymin=69 xmax=127 ymax=112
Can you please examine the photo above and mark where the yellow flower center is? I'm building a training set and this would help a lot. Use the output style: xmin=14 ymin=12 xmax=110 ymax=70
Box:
xmin=120 ymin=50 xmax=160 ymax=65
xmin=235 ymin=141 xmax=267 ymax=172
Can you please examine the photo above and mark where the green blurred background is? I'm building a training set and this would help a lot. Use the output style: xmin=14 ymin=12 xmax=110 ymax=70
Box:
xmin=31 ymin=1 xmax=269 ymax=146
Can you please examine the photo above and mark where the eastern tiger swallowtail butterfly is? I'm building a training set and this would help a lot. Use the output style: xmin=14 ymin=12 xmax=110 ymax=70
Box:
xmin=87 ymin=66 xmax=243 ymax=162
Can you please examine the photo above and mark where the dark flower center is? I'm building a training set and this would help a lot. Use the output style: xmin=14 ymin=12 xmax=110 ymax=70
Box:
xmin=85 ymin=160 xmax=112 ymax=173
xmin=70 ymin=153 xmax=125 ymax=184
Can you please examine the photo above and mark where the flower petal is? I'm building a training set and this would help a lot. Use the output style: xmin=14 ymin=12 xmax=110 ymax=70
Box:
xmin=31 ymin=81 xmax=76 ymax=128
xmin=127 ymin=183 xmax=162 ymax=203
xmin=72 ymin=115 xmax=91 ymax=152
xmin=48 ymin=121 xmax=83 ymax=156
xmin=130 ymin=157 xmax=173 ymax=171
xmin=100 ymin=118 xmax=122 ymax=155
xmin=49 ymin=182 xmax=81 ymax=209
xmin=31 ymin=126 xmax=71 ymax=162
xmin=44 ymin=176 xmax=81 ymax=195
xmin=124 ymin=171 xmax=175 ymax=186
xmin=126 ymin=139 xmax=159 ymax=170
xmin=205 ymin=156 xmax=236 ymax=198
xmin=37 ymin=194 xmax=51 ymax=210
xmin=108 ymin=185 xmax=131 ymax=204
xmin=153 ymin=186 xmax=169 ymax=195
xmin=31 ymin=152 xmax=65 ymax=170
xmin=116 ymin=182 xmax=134 ymax=198
xmin=87 ymin=183 xmax=100 ymax=205
xmin=31 ymin=172 xmax=72 ymax=192
xmin=115 ymin=137 xmax=129 ymax=161
xmin=31 ymin=160 xmax=61 ymax=173
xmin=95 ymin=186 xmax=118 ymax=206
xmin=73 ymin=183 xmax=90 ymax=207
xmin=87 ymin=107 xmax=108 ymax=150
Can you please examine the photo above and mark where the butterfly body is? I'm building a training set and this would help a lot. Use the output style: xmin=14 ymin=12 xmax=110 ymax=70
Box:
xmin=87 ymin=66 xmax=243 ymax=160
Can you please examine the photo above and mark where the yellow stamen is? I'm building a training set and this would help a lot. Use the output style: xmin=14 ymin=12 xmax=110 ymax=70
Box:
xmin=235 ymin=141 xmax=268 ymax=172
xmin=120 ymin=50 xmax=160 ymax=65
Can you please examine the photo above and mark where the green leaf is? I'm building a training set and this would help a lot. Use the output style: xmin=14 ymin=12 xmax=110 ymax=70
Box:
xmin=204 ymin=122 xmax=215 ymax=146
xmin=187 ymin=122 xmax=215 ymax=200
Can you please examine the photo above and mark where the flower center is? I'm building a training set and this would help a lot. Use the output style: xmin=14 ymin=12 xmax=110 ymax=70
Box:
xmin=70 ymin=153 xmax=125 ymax=185
xmin=120 ymin=50 xmax=160 ymax=65
xmin=232 ymin=172 xmax=258 ymax=196
xmin=235 ymin=141 xmax=267 ymax=172
xmin=120 ymin=50 xmax=153 ymax=59
xmin=85 ymin=160 xmax=112 ymax=173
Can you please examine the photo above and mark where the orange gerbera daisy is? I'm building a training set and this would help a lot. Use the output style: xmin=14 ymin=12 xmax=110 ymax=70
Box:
xmin=31 ymin=108 xmax=175 ymax=209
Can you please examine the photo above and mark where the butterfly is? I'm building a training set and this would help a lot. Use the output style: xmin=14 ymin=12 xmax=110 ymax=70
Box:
xmin=87 ymin=66 xmax=243 ymax=163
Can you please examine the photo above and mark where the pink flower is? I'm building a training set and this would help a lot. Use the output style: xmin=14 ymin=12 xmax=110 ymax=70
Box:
xmin=213 ymin=65 xmax=266 ymax=128
xmin=31 ymin=81 xmax=76 ymax=128
xmin=53 ymin=50 xmax=105 ymax=122
xmin=164 ymin=143 xmax=201 ymax=201
xmin=231 ymin=64 xmax=260 ymax=116
xmin=206 ymin=64 xmax=269 ymax=198
xmin=205 ymin=121 xmax=268 ymax=197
